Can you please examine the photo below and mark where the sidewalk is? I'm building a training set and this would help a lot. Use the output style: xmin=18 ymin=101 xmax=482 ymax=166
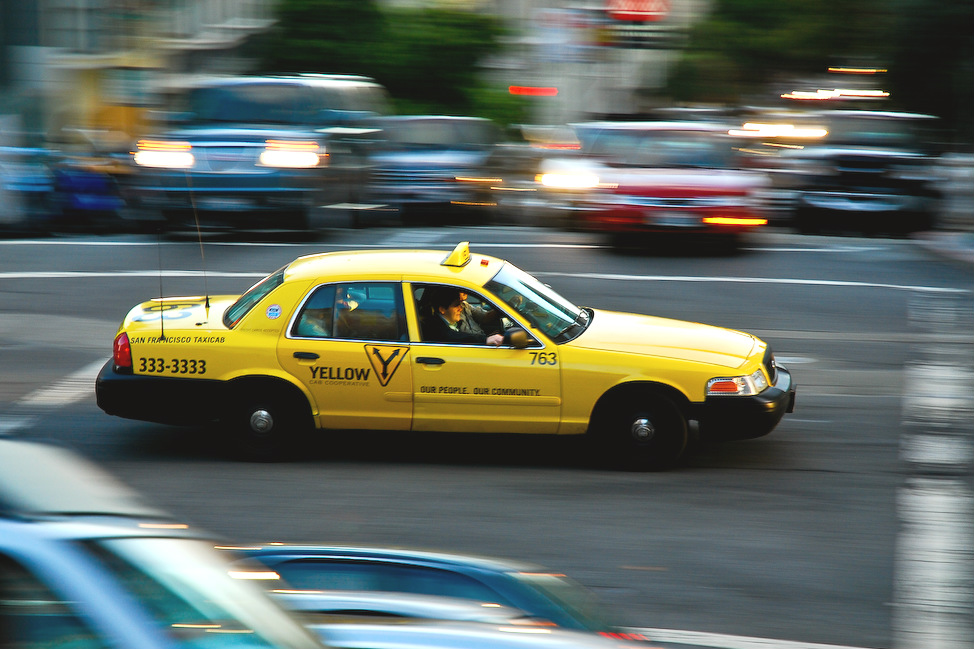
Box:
xmin=912 ymin=230 xmax=974 ymax=272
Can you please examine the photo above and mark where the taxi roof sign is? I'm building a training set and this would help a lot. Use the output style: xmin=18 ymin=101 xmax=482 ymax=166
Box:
xmin=441 ymin=241 xmax=471 ymax=268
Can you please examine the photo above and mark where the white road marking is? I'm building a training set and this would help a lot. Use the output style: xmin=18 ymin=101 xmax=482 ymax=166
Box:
xmin=0 ymin=360 xmax=107 ymax=436
xmin=533 ymin=271 xmax=970 ymax=294
xmin=632 ymin=627 xmax=880 ymax=649
xmin=2 ymin=269 xmax=967 ymax=297
xmin=0 ymin=270 xmax=265 ymax=279
xmin=17 ymin=359 xmax=107 ymax=407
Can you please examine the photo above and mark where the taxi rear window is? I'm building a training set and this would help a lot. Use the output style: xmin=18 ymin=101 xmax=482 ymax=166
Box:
xmin=223 ymin=266 xmax=286 ymax=328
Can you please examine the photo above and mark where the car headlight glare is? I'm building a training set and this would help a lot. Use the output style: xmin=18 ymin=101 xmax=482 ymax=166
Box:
xmin=134 ymin=140 xmax=194 ymax=169
xmin=707 ymin=368 xmax=769 ymax=396
xmin=258 ymin=140 xmax=322 ymax=168
xmin=538 ymin=171 xmax=599 ymax=190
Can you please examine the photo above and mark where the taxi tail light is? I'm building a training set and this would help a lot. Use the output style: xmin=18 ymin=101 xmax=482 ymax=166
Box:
xmin=113 ymin=333 xmax=132 ymax=371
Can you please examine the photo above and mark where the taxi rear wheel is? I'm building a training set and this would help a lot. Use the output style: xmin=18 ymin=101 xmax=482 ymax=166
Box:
xmin=604 ymin=394 xmax=688 ymax=471
xmin=225 ymin=384 xmax=309 ymax=461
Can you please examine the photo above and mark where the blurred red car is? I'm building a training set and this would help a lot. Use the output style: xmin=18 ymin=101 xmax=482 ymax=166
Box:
xmin=542 ymin=122 xmax=771 ymax=250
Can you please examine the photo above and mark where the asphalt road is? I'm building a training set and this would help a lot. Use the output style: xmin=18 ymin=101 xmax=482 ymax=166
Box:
xmin=1 ymin=226 xmax=972 ymax=649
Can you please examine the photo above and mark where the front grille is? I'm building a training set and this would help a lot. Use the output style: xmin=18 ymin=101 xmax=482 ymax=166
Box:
xmin=763 ymin=346 xmax=778 ymax=384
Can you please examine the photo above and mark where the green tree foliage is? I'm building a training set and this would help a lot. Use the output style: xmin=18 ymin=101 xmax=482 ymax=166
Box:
xmin=888 ymin=1 xmax=974 ymax=147
xmin=256 ymin=0 xmax=386 ymax=77
xmin=667 ymin=0 xmax=973 ymax=144
xmin=254 ymin=0 xmax=527 ymax=126
xmin=667 ymin=0 xmax=891 ymax=102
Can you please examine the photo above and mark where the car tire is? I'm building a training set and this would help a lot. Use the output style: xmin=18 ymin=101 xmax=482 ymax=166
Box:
xmin=225 ymin=383 xmax=310 ymax=462
xmin=602 ymin=393 xmax=688 ymax=471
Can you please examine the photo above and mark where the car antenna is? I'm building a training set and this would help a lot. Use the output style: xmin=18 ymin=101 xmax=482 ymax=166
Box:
xmin=186 ymin=175 xmax=211 ymax=311
xmin=155 ymin=226 xmax=166 ymax=341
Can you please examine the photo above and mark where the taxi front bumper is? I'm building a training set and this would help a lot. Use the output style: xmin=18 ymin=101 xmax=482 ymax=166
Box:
xmin=693 ymin=366 xmax=796 ymax=442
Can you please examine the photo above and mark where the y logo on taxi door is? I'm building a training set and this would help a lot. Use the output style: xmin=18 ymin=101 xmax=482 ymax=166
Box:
xmin=365 ymin=345 xmax=409 ymax=386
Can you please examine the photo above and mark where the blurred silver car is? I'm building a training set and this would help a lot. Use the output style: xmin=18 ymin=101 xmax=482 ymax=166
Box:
xmin=226 ymin=544 xmax=652 ymax=642
xmin=272 ymin=589 xmax=540 ymax=626
xmin=0 ymin=438 xmax=326 ymax=649
xmin=311 ymin=619 xmax=642 ymax=649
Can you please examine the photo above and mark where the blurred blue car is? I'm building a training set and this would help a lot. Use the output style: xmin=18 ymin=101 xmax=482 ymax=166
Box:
xmin=0 ymin=438 xmax=326 ymax=649
xmin=225 ymin=544 xmax=650 ymax=643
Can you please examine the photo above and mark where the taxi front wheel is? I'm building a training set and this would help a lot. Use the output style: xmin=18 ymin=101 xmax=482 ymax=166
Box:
xmin=604 ymin=394 xmax=688 ymax=471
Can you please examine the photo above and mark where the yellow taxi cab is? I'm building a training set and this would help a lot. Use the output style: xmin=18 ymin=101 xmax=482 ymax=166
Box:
xmin=95 ymin=242 xmax=795 ymax=469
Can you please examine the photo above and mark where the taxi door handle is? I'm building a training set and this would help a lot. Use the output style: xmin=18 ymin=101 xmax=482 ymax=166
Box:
xmin=293 ymin=351 xmax=319 ymax=360
xmin=416 ymin=357 xmax=445 ymax=365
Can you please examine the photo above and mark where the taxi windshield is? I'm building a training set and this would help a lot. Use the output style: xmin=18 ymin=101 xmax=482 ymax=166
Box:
xmin=485 ymin=264 xmax=588 ymax=342
xmin=223 ymin=266 xmax=286 ymax=328
xmin=83 ymin=537 xmax=321 ymax=649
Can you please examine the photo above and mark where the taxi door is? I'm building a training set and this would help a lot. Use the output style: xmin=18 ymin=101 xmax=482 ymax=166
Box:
xmin=408 ymin=289 xmax=561 ymax=434
xmin=278 ymin=281 xmax=412 ymax=430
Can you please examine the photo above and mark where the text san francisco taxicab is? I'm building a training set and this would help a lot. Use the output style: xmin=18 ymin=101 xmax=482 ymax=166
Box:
xmin=96 ymin=242 xmax=795 ymax=469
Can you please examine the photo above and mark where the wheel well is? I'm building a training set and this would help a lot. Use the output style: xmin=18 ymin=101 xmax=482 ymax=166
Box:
xmin=589 ymin=382 xmax=690 ymax=431
xmin=225 ymin=376 xmax=314 ymax=428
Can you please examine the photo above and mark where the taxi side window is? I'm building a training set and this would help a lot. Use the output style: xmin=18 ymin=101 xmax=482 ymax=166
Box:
xmin=0 ymin=554 xmax=108 ymax=648
xmin=293 ymin=282 xmax=406 ymax=342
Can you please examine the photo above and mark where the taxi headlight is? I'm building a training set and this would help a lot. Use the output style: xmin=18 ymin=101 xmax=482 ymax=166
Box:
xmin=706 ymin=368 xmax=769 ymax=396
xmin=258 ymin=140 xmax=322 ymax=168
xmin=537 ymin=171 xmax=599 ymax=190
xmin=134 ymin=140 xmax=194 ymax=169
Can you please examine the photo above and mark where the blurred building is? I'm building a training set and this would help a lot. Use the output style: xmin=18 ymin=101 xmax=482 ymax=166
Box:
xmin=480 ymin=0 xmax=712 ymax=124
xmin=0 ymin=0 xmax=713 ymax=149
xmin=0 ymin=0 xmax=275 ymax=150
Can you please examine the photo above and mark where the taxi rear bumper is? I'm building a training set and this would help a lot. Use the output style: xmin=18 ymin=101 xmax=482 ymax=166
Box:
xmin=95 ymin=360 xmax=225 ymax=426
xmin=694 ymin=366 xmax=796 ymax=442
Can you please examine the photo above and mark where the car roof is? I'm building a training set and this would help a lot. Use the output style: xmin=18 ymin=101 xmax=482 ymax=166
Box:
xmin=231 ymin=543 xmax=541 ymax=575
xmin=573 ymin=121 xmax=730 ymax=133
xmin=191 ymin=74 xmax=383 ymax=89
xmin=282 ymin=244 xmax=505 ymax=287
xmin=375 ymin=115 xmax=493 ymax=123
xmin=0 ymin=438 xmax=171 ymax=521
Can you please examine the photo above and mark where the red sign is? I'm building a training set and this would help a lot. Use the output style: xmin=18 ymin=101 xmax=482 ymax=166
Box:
xmin=607 ymin=0 xmax=670 ymax=22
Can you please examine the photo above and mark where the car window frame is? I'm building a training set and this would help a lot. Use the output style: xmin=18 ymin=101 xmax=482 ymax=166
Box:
xmin=287 ymin=280 xmax=408 ymax=343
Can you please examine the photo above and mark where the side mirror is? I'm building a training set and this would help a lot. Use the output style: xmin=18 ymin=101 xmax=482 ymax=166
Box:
xmin=507 ymin=328 xmax=530 ymax=349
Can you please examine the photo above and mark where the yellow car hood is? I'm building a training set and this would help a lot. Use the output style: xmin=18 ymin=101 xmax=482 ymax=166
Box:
xmin=572 ymin=309 xmax=757 ymax=369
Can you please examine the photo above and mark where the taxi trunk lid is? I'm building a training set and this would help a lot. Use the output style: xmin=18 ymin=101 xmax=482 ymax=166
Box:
xmin=122 ymin=296 xmax=235 ymax=334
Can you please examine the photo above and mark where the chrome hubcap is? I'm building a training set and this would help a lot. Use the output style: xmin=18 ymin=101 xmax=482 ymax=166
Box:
xmin=249 ymin=409 xmax=274 ymax=435
xmin=631 ymin=417 xmax=655 ymax=442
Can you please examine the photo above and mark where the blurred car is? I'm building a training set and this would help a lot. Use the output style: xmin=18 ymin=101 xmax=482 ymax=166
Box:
xmin=786 ymin=110 xmax=943 ymax=234
xmin=310 ymin=618 xmax=644 ymax=649
xmin=483 ymin=125 xmax=587 ymax=228
xmin=269 ymin=589 xmax=541 ymax=626
xmin=366 ymin=115 xmax=503 ymax=223
xmin=538 ymin=121 xmax=772 ymax=249
xmin=128 ymin=74 xmax=389 ymax=235
xmin=95 ymin=241 xmax=795 ymax=470
xmin=226 ymin=544 xmax=649 ymax=642
xmin=0 ymin=145 xmax=56 ymax=234
xmin=0 ymin=437 xmax=327 ymax=649
xmin=49 ymin=151 xmax=130 ymax=232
